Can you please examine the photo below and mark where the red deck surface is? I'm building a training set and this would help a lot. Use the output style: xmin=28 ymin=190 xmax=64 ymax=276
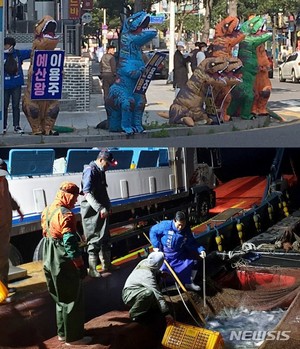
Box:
xmin=210 ymin=175 xmax=295 ymax=215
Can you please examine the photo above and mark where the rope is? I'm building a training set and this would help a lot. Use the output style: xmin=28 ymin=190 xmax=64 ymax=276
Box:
xmin=174 ymin=282 xmax=202 ymax=327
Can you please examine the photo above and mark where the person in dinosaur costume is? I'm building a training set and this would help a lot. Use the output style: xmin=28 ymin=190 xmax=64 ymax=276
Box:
xmin=227 ymin=16 xmax=272 ymax=120
xmin=206 ymin=16 xmax=245 ymax=122
xmin=104 ymin=11 xmax=157 ymax=135
xmin=158 ymin=57 xmax=242 ymax=126
xmin=251 ymin=43 xmax=272 ymax=116
xmin=22 ymin=16 xmax=60 ymax=135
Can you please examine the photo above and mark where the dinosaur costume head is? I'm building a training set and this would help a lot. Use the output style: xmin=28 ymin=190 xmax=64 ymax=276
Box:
xmin=195 ymin=57 xmax=229 ymax=86
xmin=223 ymin=57 xmax=243 ymax=85
xmin=241 ymin=15 xmax=265 ymax=35
xmin=33 ymin=15 xmax=59 ymax=50
xmin=121 ymin=11 xmax=157 ymax=48
xmin=214 ymin=16 xmax=240 ymax=37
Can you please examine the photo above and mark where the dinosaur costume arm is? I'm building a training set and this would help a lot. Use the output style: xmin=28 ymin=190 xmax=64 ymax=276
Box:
xmin=245 ymin=32 xmax=272 ymax=48
xmin=228 ymin=31 xmax=246 ymax=47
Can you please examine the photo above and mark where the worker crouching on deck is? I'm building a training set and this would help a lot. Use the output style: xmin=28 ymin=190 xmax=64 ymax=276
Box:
xmin=41 ymin=182 xmax=92 ymax=346
xmin=122 ymin=251 xmax=174 ymax=325
xmin=150 ymin=211 xmax=206 ymax=291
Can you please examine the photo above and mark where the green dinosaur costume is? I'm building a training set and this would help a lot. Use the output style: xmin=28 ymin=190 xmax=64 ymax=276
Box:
xmin=228 ymin=16 xmax=272 ymax=120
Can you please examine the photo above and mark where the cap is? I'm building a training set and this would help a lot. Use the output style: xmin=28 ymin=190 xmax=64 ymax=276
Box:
xmin=97 ymin=150 xmax=117 ymax=166
xmin=4 ymin=37 xmax=16 ymax=47
xmin=59 ymin=181 xmax=81 ymax=196
xmin=177 ymin=41 xmax=185 ymax=48
xmin=0 ymin=159 xmax=9 ymax=177
xmin=147 ymin=251 xmax=164 ymax=269
xmin=175 ymin=211 xmax=186 ymax=221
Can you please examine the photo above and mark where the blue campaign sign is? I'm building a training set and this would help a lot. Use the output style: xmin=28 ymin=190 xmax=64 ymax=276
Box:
xmin=134 ymin=52 xmax=166 ymax=95
xmin=31 ymin=50 xmax=65 ymax=100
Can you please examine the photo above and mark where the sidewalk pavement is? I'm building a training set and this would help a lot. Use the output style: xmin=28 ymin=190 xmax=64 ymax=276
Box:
xmin=1 ymin=75 xmax=300 ymax=148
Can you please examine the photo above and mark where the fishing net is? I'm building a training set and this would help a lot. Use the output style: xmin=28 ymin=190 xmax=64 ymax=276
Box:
xmin=165 ymin=266 xmax=300 ymax=326
xmin=258 ymin=292 xmax=300 ymax=349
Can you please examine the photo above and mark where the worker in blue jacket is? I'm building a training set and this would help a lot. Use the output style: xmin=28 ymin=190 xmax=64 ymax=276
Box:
xmin=149 ymin=211 xmax=206 ymax=291
xmin=3 ymin=37 xmax=31 ymax=134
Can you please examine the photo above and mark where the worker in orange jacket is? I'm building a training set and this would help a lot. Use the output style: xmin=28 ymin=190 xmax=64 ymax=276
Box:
xmin=0 ymin=159 xmax=23 ymax=304
xmin=41 ymin=181 xmax=91 ymax=345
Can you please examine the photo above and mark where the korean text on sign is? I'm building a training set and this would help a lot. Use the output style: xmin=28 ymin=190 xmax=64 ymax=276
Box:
xmin=31 ymin=50 xmax=65 ymax=100
xmin=69 ymin=0 xmax=80 ymax=19
xmin=134 ymin=52 xmax=166 ymax=95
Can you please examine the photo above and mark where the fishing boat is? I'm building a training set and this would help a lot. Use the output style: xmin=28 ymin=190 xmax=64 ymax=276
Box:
xmin=1 ymin=148 xmax=300 ymax=348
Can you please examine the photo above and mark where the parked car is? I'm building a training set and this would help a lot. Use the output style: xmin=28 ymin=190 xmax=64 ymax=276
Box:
xmin=278 ymin=51 xmax=300 ymax=83
xmin=144 ymin=49 xmax=169 ymax=79
xmin=266 ymin=50 xmax=274 ymax=78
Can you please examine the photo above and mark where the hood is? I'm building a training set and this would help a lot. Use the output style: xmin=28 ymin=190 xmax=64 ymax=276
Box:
xmin=146 ymin=251 xmax=164 ymax=269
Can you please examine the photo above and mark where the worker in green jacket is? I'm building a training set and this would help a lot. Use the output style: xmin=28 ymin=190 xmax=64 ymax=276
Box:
xmin=122 ymin=251 xmax=174 ymax=324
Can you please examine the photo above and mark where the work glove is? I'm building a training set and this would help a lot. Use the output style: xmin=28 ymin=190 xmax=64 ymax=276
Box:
xmin=100 ymin=208 xmax=108 ymax=218
xmin=197 ymin=246 xmax=205 ymax=253
xmin=199 ymin=250 xmax=206 ymax=259
xmin=153 ymin=247 xmax=160 ymax=252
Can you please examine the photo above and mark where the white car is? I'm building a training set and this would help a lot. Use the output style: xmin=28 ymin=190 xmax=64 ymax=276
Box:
xmin=279 ymin=52 xmax=300 ymax=82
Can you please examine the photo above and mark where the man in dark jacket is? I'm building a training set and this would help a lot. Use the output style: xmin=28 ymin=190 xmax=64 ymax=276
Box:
xmin=3 ymin=37 xmax=31 ymax=134
xmin=173 ymin=41 xmax=190 ymax=96
xmin=99 ymin=45 xmax=117 ymax=101
xmin=80 ymin=150 xmax=119 ymax=277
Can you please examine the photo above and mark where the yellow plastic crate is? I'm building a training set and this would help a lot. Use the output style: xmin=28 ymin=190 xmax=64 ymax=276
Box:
xmin=162 ymin=322 xmax=224 ymax=349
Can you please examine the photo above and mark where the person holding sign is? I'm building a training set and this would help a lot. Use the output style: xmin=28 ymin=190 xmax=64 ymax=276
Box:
xmin=3 ymin=37 xmax=31 ymax=134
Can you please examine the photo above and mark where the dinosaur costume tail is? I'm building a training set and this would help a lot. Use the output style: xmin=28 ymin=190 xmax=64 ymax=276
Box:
xmin=157 ymin=111 xmax=169 ymax=119
xmin=267 ymin=109 xmax=286 ymax=122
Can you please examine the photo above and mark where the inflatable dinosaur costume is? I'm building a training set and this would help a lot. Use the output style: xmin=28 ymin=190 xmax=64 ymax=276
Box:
xmin=105 ymin=11 xmax=157 ymax=134
xmin=228 ymin=16 xmax=272 ymax=120
xmin=22 ymin=16 xmax=60 ymax=135
xmin=159 ymin=57 xmax=242 ymax=126
xmin=251 ymin=43 xmax=272 ymax=116
xmin=207 ymin=16 xmax=245 ymax=122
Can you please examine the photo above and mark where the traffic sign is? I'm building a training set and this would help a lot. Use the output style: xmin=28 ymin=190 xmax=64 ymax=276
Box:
xmin=82 ymin=12 xmax=92 ymax=24
xmin=102 ymin=24 xmax=108 ymax=30
xmin=150 ymin=15 xmax=165 ymax=25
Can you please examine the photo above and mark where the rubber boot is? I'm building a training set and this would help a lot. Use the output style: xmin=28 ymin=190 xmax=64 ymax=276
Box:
xmin=99 ymin=250 xmax=120 ymax=272
xmin=185 ymin=270 xmax=201 ymax=291
xmin=88 ymin=254 xmax=101 ymax=278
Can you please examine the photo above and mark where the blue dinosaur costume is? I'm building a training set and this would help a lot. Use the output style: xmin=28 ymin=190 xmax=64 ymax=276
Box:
xmin=105 ymin=11 xmax=157 ymax=134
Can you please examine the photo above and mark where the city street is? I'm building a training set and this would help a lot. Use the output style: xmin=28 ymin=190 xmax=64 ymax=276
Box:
xmin=1 ymin=66 xmax=300 ymax=148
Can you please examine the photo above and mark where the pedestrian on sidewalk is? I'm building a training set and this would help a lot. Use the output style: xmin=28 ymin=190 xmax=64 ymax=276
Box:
xmin=122 ymin=251 xmax=174 ymax=324
xmin=149 ymin=211 xmax=206 ymax=292
xmin=173 ymin=41 xmax=190 ymax=96
xmin=3 ymin=37 xmax=31 ymax=134
xmin=0 ymin=159 xmax=23 ymax=304
xmin=99 ymin=45 xmax=117 ymax=102
xmin=190 ymin=41 xmax=207 ymax=72
xmin=41 ymin=181 xmax=91 ymax=346
xmin=80 ymin=150 xmax=119 ymax=277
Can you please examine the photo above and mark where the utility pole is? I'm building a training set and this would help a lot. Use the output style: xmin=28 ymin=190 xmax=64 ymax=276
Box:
xmin=227 ymin=0 xmax=237 ymax=17
xmin=27 ymin=0 xmax=35 ymax=20
xmin=102 ymin=8 xmax=107 ymax=51
xmin=169 ymin=0 xmax=175 ymax=76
